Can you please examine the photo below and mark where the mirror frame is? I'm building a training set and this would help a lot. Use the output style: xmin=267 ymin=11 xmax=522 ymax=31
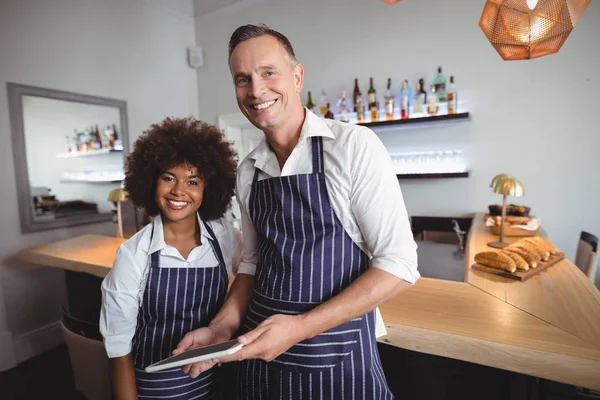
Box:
xmin=7 ymin=82 xmax=130 ymax=234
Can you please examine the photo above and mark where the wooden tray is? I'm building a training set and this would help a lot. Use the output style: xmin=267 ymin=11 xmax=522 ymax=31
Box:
xmin=471 ymin=251 xmax=565 ymax=281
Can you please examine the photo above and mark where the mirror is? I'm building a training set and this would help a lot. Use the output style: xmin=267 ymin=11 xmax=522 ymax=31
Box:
xmin=8 ymin=83 xmax=130 ymax=233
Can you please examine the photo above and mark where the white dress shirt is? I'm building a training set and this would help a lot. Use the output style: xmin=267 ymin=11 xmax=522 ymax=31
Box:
xmin=235 ymin=108 xmax=420 ymax=337
xmin=100 ymin=214 xmax=242 ymax=358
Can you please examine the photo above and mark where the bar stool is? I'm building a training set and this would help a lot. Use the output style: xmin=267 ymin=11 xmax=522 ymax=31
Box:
xmin=60 ymin=308 xmax=111 ymax=400
xmin=574 ymin=231 xmax=598 ymax=284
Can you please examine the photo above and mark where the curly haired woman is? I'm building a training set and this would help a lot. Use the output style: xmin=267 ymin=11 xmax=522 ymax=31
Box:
xmin=100 ymin=117 xmax=242 ymax=399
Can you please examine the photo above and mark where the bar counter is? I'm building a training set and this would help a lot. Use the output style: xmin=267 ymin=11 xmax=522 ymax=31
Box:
xmin=16 ymin=213 xmax=600 ymax=390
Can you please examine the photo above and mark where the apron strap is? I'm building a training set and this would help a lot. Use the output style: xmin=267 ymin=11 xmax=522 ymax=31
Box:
xmin=311 ymin=136 xmax=324 ymax=174
xmin=202 ymin=219 xmax=227 ymax=270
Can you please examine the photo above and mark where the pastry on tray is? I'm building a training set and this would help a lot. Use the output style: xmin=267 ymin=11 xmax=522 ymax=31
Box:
xmin=501 ymin=250 xmax=529 ymax=271
xmin=503 ymin=246 xmax=538 ymax=268
xmin=474 ymin=251 xmax=517 ymax=273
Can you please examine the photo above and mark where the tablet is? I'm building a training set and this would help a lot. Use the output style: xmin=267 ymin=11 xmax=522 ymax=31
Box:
xmin=145 ymin=340 xmax=244 ymax=373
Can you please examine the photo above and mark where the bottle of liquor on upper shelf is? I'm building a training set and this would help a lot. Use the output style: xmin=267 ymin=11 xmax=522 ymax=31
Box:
xmin=414 ymin=81 xmax=424 ymax=114
xmin=306 ymin=91 xmax=315 ymax=113
xmin=338 ymin=90 xmax=350 ymax=123
xmin=419 ymin=78 xmax=428 ymax=106
xmin=428 ymin=85 xmax=439 ymax=115
xmin=353 ymin=78 xmax=362 ymax=112
xmin=400 ymin=80 xmax=409 ymax=119
xmin=318 ymin=90 xmax=328 ymax=117
xmin=324 ymin=103 xmax=334 ymax=119
xmin=385 ymin=78 xmax=394 ymax=121
xmin=433 ymin=66 xmax=447 ymax=102
xmin=370 ymin=101 xmax=379 ymax=122
xmin=447 ymin=76 xmax=457 ymax=115
xmin=356 ymin=92 xmax=365 ymax=123
xmin=367 ymin=77 xmax=377 ymax=112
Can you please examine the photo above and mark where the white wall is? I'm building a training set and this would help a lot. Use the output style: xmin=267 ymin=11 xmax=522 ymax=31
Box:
xmin=194 ymin=0 xmax=600 ymax=275
xmin=0 ymin=0 xmax=197 ymax=369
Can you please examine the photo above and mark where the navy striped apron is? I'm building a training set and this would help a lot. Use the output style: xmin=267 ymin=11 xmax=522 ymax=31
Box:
xmin=238 ymin=137 xmax=393 ymax=399
xmin=131 ymin=220 xmax=228 ymax=399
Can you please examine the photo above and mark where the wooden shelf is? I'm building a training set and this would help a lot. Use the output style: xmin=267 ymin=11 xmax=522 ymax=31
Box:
xmin=396 ymin=171 xmax=469 ymax=179
xmin=357 ymin=112 xmax=470 ymax=129
xmin=56 ymin=148 xmax=122 ymax=158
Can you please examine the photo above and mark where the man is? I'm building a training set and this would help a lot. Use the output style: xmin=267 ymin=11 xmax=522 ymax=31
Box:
xmin=174 ymin=24 xmax=419 ymax=399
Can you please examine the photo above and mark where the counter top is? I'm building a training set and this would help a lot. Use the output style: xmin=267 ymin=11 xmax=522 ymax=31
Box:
xmin=16 ymin=217 xmax=600 ymax=389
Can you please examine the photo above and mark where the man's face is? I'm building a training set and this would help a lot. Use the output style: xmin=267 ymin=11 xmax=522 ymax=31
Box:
xmin=229 ymin=35 xmax=304 ymax=133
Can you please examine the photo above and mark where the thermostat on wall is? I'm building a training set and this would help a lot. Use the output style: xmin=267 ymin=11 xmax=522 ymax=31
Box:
xmin=188 ymin=47 xmax=203 ymax=68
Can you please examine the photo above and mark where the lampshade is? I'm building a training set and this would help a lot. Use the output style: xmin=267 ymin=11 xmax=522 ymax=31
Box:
xmin=479 ymin=0 xmax=590 ymax=60
xmin=107 ymin=188 xmax=129 ymax=202
xmin=493 ymin=177 xmax=525 ymax=196
xmin=490 ymin=173 xmax=513 ymax=188
xmin=379 ymin=0 xmax=401 ymax=4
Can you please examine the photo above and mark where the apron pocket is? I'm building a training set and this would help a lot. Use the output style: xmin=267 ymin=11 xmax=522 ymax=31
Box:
xmin=244 ymin=290 xmax=363 ymax=370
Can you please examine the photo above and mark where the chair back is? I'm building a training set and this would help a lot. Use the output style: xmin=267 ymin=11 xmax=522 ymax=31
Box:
xmin=575 ymin=231 xmax=598 ymax=283
xmin=61 ymin=308 xmax=111 ymax=400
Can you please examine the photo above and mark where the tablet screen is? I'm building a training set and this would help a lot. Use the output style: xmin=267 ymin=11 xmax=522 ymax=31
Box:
xmin=150 ymin=339 xmax=241 ymax=367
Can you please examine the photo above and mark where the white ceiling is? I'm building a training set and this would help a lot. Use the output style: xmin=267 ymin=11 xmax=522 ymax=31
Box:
xmin=193 ymin=0 xmax=244 ymax=17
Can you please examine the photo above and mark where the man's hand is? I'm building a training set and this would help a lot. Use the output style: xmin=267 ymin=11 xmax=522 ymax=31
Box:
xmin=220 ymin=314 xmax=308 ymax=363
xmin=173 ymin=326 xmax=231 ymax=378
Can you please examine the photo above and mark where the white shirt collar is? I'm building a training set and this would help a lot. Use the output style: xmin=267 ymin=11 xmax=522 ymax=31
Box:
xmin=147 ymin=213 xmax=210 ymax=255
xmin=247 ymin=107 xmax=335 ymax=175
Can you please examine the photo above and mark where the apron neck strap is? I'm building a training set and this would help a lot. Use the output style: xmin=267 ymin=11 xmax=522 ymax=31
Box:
xmin=311 ymin=136 xmax=324 ymax=174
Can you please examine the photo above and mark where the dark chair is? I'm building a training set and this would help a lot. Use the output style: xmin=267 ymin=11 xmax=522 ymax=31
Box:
xmin=574 ymin=231 xmax=598 ymax=284
xmin=60 ymin=308 xmax=111 ymax=400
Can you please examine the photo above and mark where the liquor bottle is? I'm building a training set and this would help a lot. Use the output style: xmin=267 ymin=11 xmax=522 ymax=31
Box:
xmin=419 ymin=78 xmax=428 ymax=105
xmin=339 ymin=90 xmax=350 ymax=122
xmin=428 ymin=85 xmax=439 ymax=115
xmin=414 ymin=81 xmax=424 ymax=113
xmin=324 ymin=103 xmax=334 ymax=119
xmin=367 ymin=77 xmax=377 ymax=111
xmin=306 ymin=91 xmax=315 ymax=112
xmin=433 ymin=66 xmax=447 ymax=102
xmin=447 ymin=76 xmax=457 ymax=115
xmin=384 ymin=78 xmax=394 ymax=120
xmin=318 ymin=90 xmax=328 ymax=117
xmin=370 ymin=101 xmax=379 ymax=122
xmin=400 ymin=80 xmax=409 ymax=120
xmin=356 ymin=92 xmax=365 ymax=123
xmin=353 ymin=79 xmax=362 ymax=112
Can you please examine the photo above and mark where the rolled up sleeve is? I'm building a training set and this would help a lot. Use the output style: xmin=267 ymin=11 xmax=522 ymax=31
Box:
xmin=349 ymin=127 xmax=420 ymax=284
xmin=99 ymin=245 xmax=143 ymax=358
xmin=235 ymin=173 xmax=257 ymax=276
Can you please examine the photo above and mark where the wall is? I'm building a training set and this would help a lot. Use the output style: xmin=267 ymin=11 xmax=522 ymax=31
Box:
xmin=0 ymin=0 xmax=197 ymax=369
xmin=194 ymin=0 xmax=600 ymax=281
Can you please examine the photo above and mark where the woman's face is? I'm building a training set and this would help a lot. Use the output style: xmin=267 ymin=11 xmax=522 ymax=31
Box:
xmin=155 ymin=163 xmax=205 ymax=224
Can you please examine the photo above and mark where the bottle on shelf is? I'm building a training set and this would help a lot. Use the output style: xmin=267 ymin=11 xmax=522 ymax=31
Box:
xmin=367 ymin=77 xmax=377 ymax=112
xmin=414 ymin=81 xmax=424 ymax=113
xmin=400 ymin=80 xmax=409 ymax=120
xmin=338 ymin=90 xmax=350 ymax=123
xmin=318 ymin=90 xmax=328 ymax=117
xmin=447 ymin=76 xmax=457 ymax=115
xmin=419 ymin=78 xmax=428 ymax=106
xmin=353 ymin=78 xmax=362 ymax=112
xmin=356 ymin=92 xmax=365 ymax=123
xmin=428 ymin=85 xmax=439 ymax=115
xmin=324 ymin=103 xmax=334 ymax=119
xmin=306 ymin=91 xmax=315 ymax=112
xmin=433 ymin=66 xmax=447 ymax=102
xmin=385 ymin=78 xmax=394 ymax=121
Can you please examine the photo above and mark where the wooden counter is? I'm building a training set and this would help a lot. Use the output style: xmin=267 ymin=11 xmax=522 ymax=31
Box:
xmin=16 ymin=218 xmax=600 ymax=390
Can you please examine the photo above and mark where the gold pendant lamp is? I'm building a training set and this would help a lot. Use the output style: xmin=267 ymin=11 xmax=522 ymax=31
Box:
xmin=479 ymin=0 xmax=590 ymax=60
